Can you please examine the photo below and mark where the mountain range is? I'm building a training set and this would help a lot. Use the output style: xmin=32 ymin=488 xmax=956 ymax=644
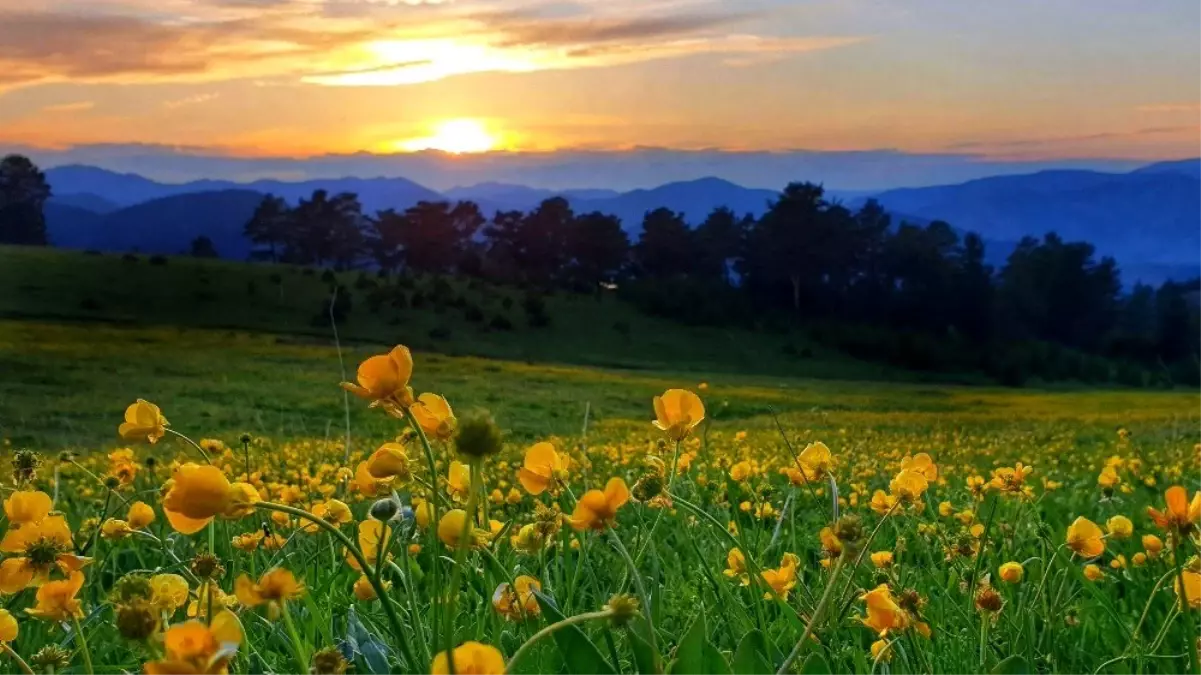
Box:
xmin=38 ymin=158 xmax=1201 ymax=285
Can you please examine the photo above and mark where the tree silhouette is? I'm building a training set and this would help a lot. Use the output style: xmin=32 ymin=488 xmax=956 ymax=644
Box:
xmin=0 ymin=155 xmax=50 ymax=245
xmin=567 ymin=211 xmax=629 ymax=290
xmin=243 ymin=195 xmax=291 ymax=261
xmin=634 ymin=207 xmax=693 ymax=279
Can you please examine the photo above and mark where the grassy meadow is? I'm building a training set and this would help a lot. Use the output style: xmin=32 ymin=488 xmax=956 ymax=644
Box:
xmin=0 ymin=245 xmax=1199 ymax=675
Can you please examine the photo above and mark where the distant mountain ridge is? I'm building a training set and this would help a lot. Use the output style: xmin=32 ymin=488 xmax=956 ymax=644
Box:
xmin=39 ymin=159 xmax=1201 ymax=285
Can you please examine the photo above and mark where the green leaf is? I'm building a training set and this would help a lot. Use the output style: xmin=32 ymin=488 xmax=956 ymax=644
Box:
xmin=800 ymin=653 xmax=832 ymax=674
xmin=628 ymin=616 xmax=662 ymax=675
xmin=990 ymin=655 xmax=1032 ymax=675
xmin=668 ymin=609 xmax=731 ymax=675
xmin=731 ymin=630 xmax=773 ymax=675
xmin=528 ymin=589 xmax=616 ymax=674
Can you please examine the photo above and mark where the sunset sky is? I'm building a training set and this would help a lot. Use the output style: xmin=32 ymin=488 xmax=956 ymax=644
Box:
xmin=0 ymin=0 xmax=1198 ymax=163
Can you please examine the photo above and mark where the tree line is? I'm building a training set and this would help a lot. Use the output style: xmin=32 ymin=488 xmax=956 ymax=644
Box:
xmin=2 ymin=153 xmax=1197 ymax=385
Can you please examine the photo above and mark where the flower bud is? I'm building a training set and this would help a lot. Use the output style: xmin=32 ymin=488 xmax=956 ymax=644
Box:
xmin=370 ymin=497 xmax=400 ymax=522
xmin=606 ymin=593 xmax=640 ymax=627
xmin=454 ymin=410 xmax=504 ymax=460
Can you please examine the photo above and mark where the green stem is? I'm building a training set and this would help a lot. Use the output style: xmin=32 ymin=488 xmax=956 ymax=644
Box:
xmin=978 ymin=614 xmax=990 ymax=670
xmin=165 ymin=428 xmax=213 ymax=464
xmin=608 ymin=529 xmax=659 ymax=673
xmin=504 ymin=609 xmax=614 ymax=674
xmin=966 ymin=496 xmax=999 ymax=610
xmin=281 ymin=600 xmax=309 ymax=673
xmin=71 ymin=616 xmax=94 ymax=675
xmin=1172 ymin=535 xmax=1200 ymax=674
xmin=253 ymin=501 xmax=417 ymax=670
xmin=777 ymin=552 xmax=846 ymax=675
xmin=443 ymin=460 xmax=483 ymax=675
xmin=1 ymin=644 xmax=34 ymax=675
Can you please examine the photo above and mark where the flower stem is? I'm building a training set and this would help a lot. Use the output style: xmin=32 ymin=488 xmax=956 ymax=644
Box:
xmin=777 ymin=552 xmax=845 ymax=675
xmin=165 ymin=428 xmax=213 ymax=464
xmin=607 ymin=529 xmax=659 ymax=673
xmin=966 ymin=495 xmax=999 ymax=610
xmin=1172 ymin=535 xmax=1200 ymax=674
xmin=978 ymin=613 xmax=990 ymax=670
xmin=253 ymin=501 xmax=417 ymax=670
xmin=1 ymin=644 xmax=33 ymax=675
xmin=443 ymin=459 xmax=483 ymax=675
xmin=504 ymin=609 xmax=614 ymax=674
xmin=281 ymin=600 xmax=309 ymax=673
xmin=71 ymin=616 xmax=94 ymax=675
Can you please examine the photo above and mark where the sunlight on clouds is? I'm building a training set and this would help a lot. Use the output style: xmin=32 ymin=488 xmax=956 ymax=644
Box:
xmin=305 ymin=39 xmax=539 ymax=86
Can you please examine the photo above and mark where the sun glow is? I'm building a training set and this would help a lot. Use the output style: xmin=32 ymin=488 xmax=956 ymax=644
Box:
xmin=398 ymin=119 xmax=498 ymax=154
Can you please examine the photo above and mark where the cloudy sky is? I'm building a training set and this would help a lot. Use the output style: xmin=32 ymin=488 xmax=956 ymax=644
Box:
xmin=0 ymin=0 xmax=1197 ymax=182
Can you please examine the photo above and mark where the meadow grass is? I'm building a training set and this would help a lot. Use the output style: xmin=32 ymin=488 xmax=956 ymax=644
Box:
xmin=0 ymin=315 xmax=1197 ymax=674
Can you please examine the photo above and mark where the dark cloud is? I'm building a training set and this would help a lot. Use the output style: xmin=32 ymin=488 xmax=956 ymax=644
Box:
xmin=481 ymin=10 xmax=758 ymax=49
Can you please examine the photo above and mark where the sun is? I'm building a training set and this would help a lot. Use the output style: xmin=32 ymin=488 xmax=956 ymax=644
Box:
xmin=399 ymin=119 xmax=497 ymax=154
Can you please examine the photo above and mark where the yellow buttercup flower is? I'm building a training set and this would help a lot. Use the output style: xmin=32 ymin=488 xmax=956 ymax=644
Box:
xmin=999 ymin=562 xmax=1024 ymax=583
xmin=1106 ymin=515 xmax=1133 ymax=539
xmin=101 ymin=518 xmax=134 ymax=540
xmin=128 ymin=501 xmax=156 ymax=530
xmin=162 ymin=463 xmax=233 ymax=535
xmin=517 ymin=442 xmax=565 ymax=495
xmin=724 ymin=548 xmax=749 ymax=585
xmin=438 ymin=510 xmax=490 ymax=549
xmin=26 ymin=570 xmax=85 ymax=622
xmin=341 ymin=345 xmax=414 ymax=407
xmin=235 ymin=568 xmax=304 ymax=619
xmin=1066 ymin=516 xmax=1105 ymax=558
xmin=0 ymin=514 xmax=92 ymax=592
xmin=0 ymin=608 xmax=16 ymax=642
xmin=150 ymin=573 xmax=190 ymax=614
xmin=118 ymin=399 xmax=169 ymax=444
xmin=411 ymin=393 xmax=457 ymax=442
xmin=889 ymin=469 xmax=929 ymax=502
xmin=651 ymin=389 xmax=705 ymax=441
xmin=871 ymin=551 xmax=894 ymax=569
xmin=492 ymin=575 xmax=541 ymax=621
xmin=760 ymin=553 xmax=800 ymax=600
xmin=4 ymin=490 xmax=51 ymax=527
xmin=431 ymin=641 xmax=505 ymax=675
xmin=860 ymin=584 xmax=909 ymax=637
xmin=1147 ymin=485 xmax=1200 ymax=534
xmin=1143 ymin=534 xmax=1164 ymax=558
xmin=144 ymin=610 xmax=242 ymax=675
xmin=1083 ymin=563 xmax=1104 ymax=581
xmin=1176 ymin=570 xmax=1200 ymax=610
xmin=366 ymin=443 xmax=411 ymax=481
xmin=796 ymin=441 xmax=835 ymax=481
xmin=570 ymin=478 xmax=630 ymax=531
xmin=447 ymin=461 xmax=472 ymax=502
xmin=347 ymin=520 xmax=392 ymax=571
xmin=353 ymin=574 xmax=390 ymax=602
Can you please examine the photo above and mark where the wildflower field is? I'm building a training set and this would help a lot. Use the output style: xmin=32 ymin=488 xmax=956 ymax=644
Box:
xmin=0 ymin=319 xmax=1199 ymax=674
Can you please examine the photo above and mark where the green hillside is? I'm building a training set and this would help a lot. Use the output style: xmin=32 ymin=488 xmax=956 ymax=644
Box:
xmin=0 ymin=245 xmax=908 ymax=381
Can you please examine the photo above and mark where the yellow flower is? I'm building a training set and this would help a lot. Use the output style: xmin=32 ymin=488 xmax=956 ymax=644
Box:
xmin=353 ymin=574 xmax=390 ymax=602
xmin=760 ymin=553 xmax=800 ymax=600
xmin=144 ymin=611 xmax=242 ymax=675
xmin=438 ymin=510 xmax=490 ymax=549
xmin=871 ymin=639 xmax=893 ymax=663
xmin=860 ymin=584 xmax=909 ymax=636
xmin=1176 ymin=570 xmax=1200 ymax=610
xmin=999 ymin=562 xmax=1024 ymax=584
xmin=570 ymin=478 xmax=630 ymax=531
xmin=26 ymin=570 xmax=85 ymax=622
xmin=729 ymin=461 xmax=754 ymax=482
xmin=118 ymin=399 xmax=169 ymax=443
xmin=871 ymin=551 xmax=894 ymax=569
xmin=324 ymin=499 xmax=352 ymax=524
xmin=900 ymin=453 xmax=938 ymax=482
xmin=0 ymin=609 xmax=16 ymax=642
xmin=492 ymin=575 xmax=541 ymax=620
xmin=232 ymin=531 xmax=264 ymax=552
xmin=224 ymin=483 xmax=260 ymax=520
xmin=187 ymin=586 xmax=237 ymax=620
xmin=431 ymin=641 xmax=505 ymax=675
xmin=651 ymin=389 xmax=705 ymax=441
xmin=1147 ymin=485 xmax=1200 ymax=534
xmin=1066 ymin=517 xmax=1105 ymax=558
xmin=128 ymin=501 xmax=156 ymax=530
xmin=988 ymin=462 xmax=1033 ymax=495
xmin=366 ymin=443 xmax=411 ymax=481
xmin=1083 ymin=563 xmax=1104 ymax=581
xmin=341 ymin=345 xmax=414 ymax=406
xmin=1106 ymin=515 xmax=1134 ymax=539
xmin=517 ymin=442 xmax=565 ymax=496
xmin=1110 ymin=555 xmax=1127 ymax=570
xmin=413 ymin=499 xmax=434 ymax=529
xmin=411 ymin=393 xmax=457 ymax=442
xmin=351 ymin=461 xmax=389 ymax=497
xmin=235 ymin=568 xmax=304 ymax=618
xmin=150 ymin=573 xmax=190 ymax=614
xmin=447 ymin=461 xmax=472 ymax=502
xmin=796 ymin=441 xmax=835 ymax=481
xmin=162 ymin=463 xmax=233 ymax=535
xmin=347 ymin=520 xmax=392 ymax=571
xmin=889 ymin=469 xmax=928 ymax=502
xmin=4 ymin=490 xmax=51 ymax=527
xmin=1132 ymin=552 xmax=1148 ymax=566
xmin=820 ymin=527 xmax=843 ymax=558
xmin=0 ymin=515 xmax=91 ymax=592
xmin=1143 ymin=534 xmax=1164 ymax=558
xmin=870 ymin=490 xmax=899 ymax=516
xmin=101 ymin=518 xmax=134 ymax=540
xmin=724 ymin=548 xmax=749 ymax=585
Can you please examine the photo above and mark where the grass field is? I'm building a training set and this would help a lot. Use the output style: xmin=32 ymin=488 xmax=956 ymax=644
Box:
xmin=0 ymin=246 xmax=1199 ymax=675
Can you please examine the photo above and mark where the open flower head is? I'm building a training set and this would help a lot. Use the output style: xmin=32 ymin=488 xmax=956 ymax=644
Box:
xmin=411 ymin=393 xmax=457 ymax=442
xmin=431 ymin=642 xmax=505 ymax=675
xmin=144 ymin=610 xmax=242 ymax=675
xmin=517 ymin=442 xmax=566 ymax=496
xmin=652 ymin=389 xmax=705 ymax=441
xmin=1066 ymin=516 xmax=1105 ymax=558
xmin=341 ymin=345 xmax=414 ymax=407
xmin=26 ymin=570 xmax=85 ymax=622
xmin=1147 ymin=486 xmax=1200 ymax=534
xmin=162 ymin=464 xmax=233 ymax=535
xmin=570 ymin=478 xmax=630 ymax=531
xmin=119 ymin=399 xmax=169 ymax=444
